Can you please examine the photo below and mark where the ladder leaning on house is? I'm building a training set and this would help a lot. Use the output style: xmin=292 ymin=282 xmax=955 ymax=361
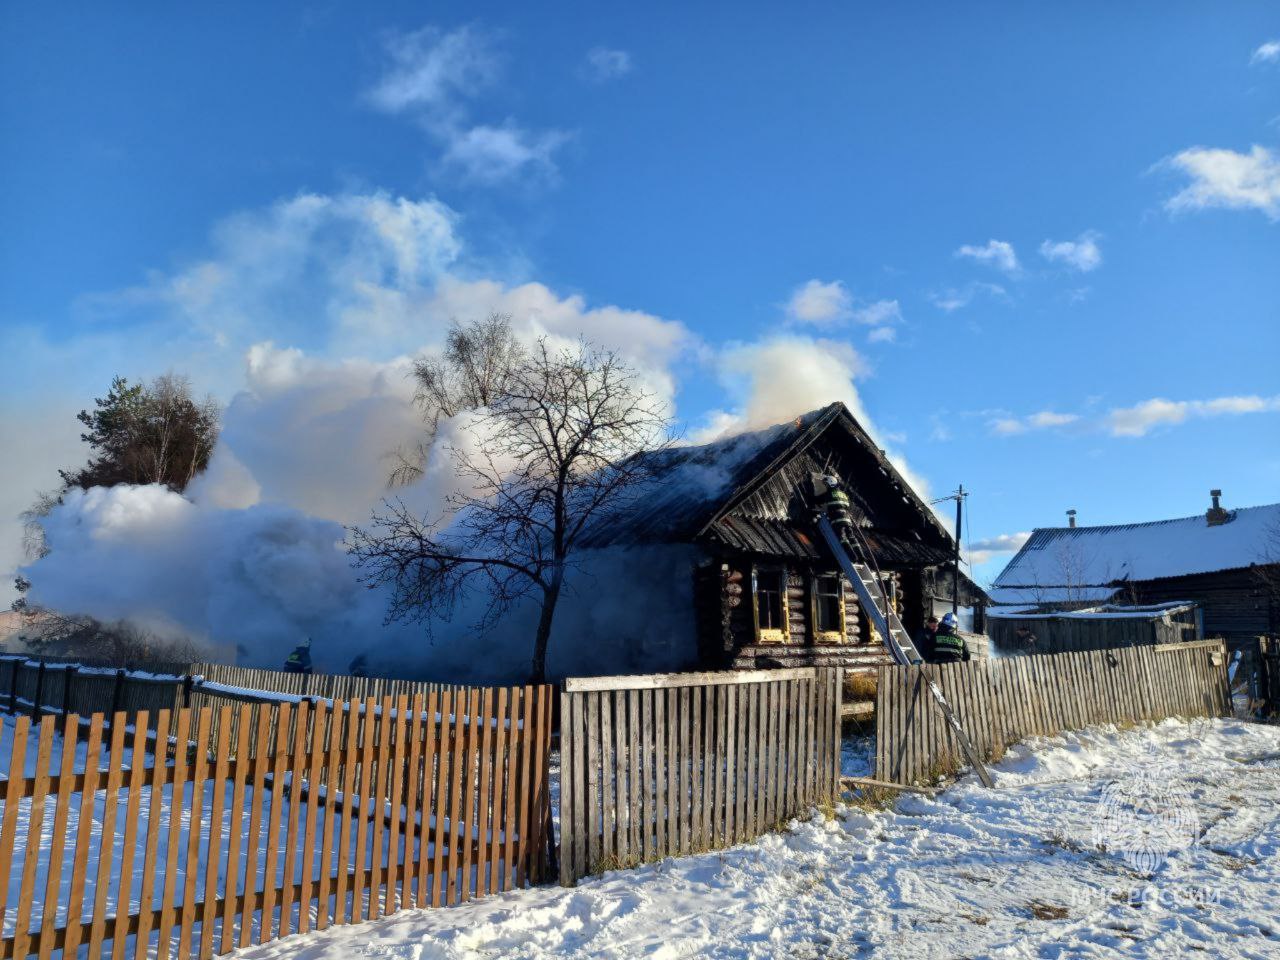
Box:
xmin=815 ymin=513 xmax=995 ymax=788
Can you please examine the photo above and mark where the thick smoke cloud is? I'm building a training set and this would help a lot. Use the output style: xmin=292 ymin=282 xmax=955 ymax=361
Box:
xmin=13 ymin=188 xmax=931 ymax=680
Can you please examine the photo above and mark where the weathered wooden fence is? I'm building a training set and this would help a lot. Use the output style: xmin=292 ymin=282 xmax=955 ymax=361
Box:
xmin=875 ymin=639 xmax=1231 ymax=786
xmin=0 ymin=655 xmax=472 ymax=731
xmin=187 ymin=662 xmax=465 ymax=704
xmin=0 ymin=687 xmax=553 ymax=959
xmin=559 ymin=667 xmax=842 ymax=886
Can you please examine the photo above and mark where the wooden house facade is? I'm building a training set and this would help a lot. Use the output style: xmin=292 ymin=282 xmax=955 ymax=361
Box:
xmin=584 ymin=402 xmax=987 ymax=675
xmin=990 ymin=492 xmax=1280 ymax=652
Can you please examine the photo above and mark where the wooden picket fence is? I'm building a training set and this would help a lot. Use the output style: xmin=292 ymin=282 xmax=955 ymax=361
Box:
xmin=559 ymin=667 xmax=842 ymax=885
xmin=875 ymin=639 xmax=1231 ymax=785
xmin=0 ymin=687 xmax=553 ymax=959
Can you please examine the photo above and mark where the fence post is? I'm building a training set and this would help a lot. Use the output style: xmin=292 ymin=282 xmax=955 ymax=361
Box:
xmin=63 ymin=664 xmax=77 ymax=717
xmin=182 ymin=673 xmax=194 ymax=709
xmin=7 ymin=658 xmax=17 ymax=714
xmin=31 ymin=659 xmax=45 ymax=719
xmin=110 ymin=667 xmax=126 ymax=718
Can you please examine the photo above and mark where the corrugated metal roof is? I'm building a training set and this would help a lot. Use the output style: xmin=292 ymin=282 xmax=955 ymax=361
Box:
xmin=992 ymin=500 xmax=1280 ymax=590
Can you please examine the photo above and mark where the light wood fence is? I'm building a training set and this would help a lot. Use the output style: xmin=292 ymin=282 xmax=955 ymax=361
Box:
xmin=559 ymin=667 xmax=842 ymax=886
xmin=875 ymin=639 xmax=1231 ymax=786
xmin=0 ymin=687 xmax=553 ymax=959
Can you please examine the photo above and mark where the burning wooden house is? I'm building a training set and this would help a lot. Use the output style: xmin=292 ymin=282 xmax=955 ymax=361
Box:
xmin=581 ymin=402 xmax=987 ymax=676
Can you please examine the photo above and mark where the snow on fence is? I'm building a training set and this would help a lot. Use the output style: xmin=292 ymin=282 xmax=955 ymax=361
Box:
xmin=875 ymin=639 xmax=1232 ymax=786
xmin=0 ymin=687 xmax=554 ymax=959
xmin=0 ymin=656 xmax=473 ymax=736
xmin=186 ymin=662 xmax=466 ymax=706
xmin=558 ymin=667 xmax=843 ymax=886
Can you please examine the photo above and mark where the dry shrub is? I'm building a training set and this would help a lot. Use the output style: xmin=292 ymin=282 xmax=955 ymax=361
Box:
xmin=844 ymin=672 xmax=878 ymax=702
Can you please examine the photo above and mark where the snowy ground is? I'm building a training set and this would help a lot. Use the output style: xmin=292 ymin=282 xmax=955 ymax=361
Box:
xmin=226 ymin=718 xmax=1280 ymax=959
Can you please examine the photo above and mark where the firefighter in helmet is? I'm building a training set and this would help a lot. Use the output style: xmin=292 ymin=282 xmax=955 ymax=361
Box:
xmin=283 ymin=638 xmax=314 ymax=675
xmin=820 ymin=473 xmax=855 ymax=543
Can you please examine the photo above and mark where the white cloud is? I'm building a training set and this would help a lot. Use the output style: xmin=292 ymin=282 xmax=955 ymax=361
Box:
xmin=784 ymin=279 xmax=852 ymax=325
xmin=929 ymin=281 xmax=1007 ymax=312
xmin=368 ymin=25 xmax=570 ymax=184
xmin=867 ymin=326 xmax=897 ymax=343
xmin=584 ymin=47 xmax=632 ymax=81
xmin=784 ymin=282 xmax=903 ymax=336
xmin=955 ymin=239 xmax=1019 ymax=273
xmin=990 ymin=411 xmax=1080 ymax=436
xmin=967 ymin=531 xmax=1032 ymax=566
xmin=1039 ymin=231 xmax=1102 ymax=272
xmin=851 ymin=299 xmax=903 ymax=327
xmin=1107 ymin=394 xmax=1280 ymax=437
xmin=442 ymin=123 xmax=570 ymax=184
xmin=1251 ymin=40 xmax=1280 ymax=65
xmin=1161 ymin=145 xmax=1280 ymax=221
xmin=368 ymin=25 xmax=497 ymax=114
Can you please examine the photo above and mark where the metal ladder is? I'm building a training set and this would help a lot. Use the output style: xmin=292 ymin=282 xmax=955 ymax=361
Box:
xmin=816 ymin=514 xmax=995 ymax=788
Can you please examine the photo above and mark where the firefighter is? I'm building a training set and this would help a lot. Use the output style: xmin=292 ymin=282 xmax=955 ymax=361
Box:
xmin=931 ymin=612 xmax=970 ymax=663
xmin=915 ymin=614 xmax=939 ymax=661
xmin=283 ymin=638 xmax=314 ymax=675
xmin=820 ymin=473 xmax=855 ymax=543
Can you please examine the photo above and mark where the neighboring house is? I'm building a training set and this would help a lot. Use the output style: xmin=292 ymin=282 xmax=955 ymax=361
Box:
xmin=580 ymin=402 xmax=987 ymax=676
xmin=990 ymin=491 xmax=1280 ymax=651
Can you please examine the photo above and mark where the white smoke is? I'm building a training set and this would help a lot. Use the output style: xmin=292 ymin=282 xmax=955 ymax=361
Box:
xmin=11 ymin=188 xmax=935 ymax=681
xmin=692 ymin=335 xmax=934 ymax=501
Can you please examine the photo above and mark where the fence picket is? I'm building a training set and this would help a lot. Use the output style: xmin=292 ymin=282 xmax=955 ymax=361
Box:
xmin=874 ymin=644 xmax=1230 ymax=786
xmin=156 ymin=709 xmax=191 ymax=960
xmin=135 ymin=708 xmax=173 ymax=960
xmin=37 ymin=713 xmax=80 ymax=960
xmin=178 ymin=709 xmax=212 ymax=959
xmin=63 ymin=714 xmax=104 ymax=957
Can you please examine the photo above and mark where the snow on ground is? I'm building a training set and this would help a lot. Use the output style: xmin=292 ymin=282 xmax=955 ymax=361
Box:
xmin=229 ymin=718 xmax=1280 ymax=959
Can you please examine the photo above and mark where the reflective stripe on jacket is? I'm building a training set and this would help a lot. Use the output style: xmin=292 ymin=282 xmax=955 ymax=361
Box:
xmin=932 ymin=629 xmax=967 ymax=661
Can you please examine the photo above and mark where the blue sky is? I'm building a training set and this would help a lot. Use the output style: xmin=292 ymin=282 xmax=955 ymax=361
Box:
xmin=2 ymin=2 xmax=1279 ymax=599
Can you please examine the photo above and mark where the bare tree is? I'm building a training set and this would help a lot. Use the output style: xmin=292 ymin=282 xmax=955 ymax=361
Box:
xmin=352 ymin=337 xmax=672 ymax=682
xmin=389 ymin=314 xmax=525 ymax=487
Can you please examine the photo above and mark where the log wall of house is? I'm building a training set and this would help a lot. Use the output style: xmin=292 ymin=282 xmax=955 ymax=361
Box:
xmin=1131 ymin=566 xmax=1278 ymax=647
xmin=692 ymin=557 xmax=898 ymax=674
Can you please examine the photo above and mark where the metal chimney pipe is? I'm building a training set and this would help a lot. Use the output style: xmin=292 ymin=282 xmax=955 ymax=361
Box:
xmin=1066 ymin=509 xmax=1077 ymax=528
xmin=1210 ymin=489 xmax=1222 ymax=511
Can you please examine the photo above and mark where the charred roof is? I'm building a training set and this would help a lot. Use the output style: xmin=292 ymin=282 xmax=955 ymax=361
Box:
xmin=582 ymin=402 xmax=963 ymax=572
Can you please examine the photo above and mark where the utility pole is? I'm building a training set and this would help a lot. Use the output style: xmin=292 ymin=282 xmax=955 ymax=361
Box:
xmin=931 ymin=485 xmax=969 ymax=616
xmin=953 ymin=484 xmax=964 ymax=614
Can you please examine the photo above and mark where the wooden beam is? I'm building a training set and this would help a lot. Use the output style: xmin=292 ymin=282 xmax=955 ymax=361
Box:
xmin=841 ymin=775 xmax=939 ymax=796
xmin=564 ymin=667 xmax=818 ymax=693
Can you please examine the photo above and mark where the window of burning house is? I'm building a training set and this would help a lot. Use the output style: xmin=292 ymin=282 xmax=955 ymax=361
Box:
xmin=813 ymin=573 xmax=846 ymax=643
xmin=754 ymin=566 xmax=788 ymax=643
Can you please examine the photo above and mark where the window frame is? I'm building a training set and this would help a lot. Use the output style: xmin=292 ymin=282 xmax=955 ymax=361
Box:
xmin=753 ymin=565 xmax=789 ymax=644
xmin=811 ymin=571 xmax=847 ymax=644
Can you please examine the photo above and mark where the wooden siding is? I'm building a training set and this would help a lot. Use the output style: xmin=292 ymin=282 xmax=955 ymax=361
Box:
xmin=1131 ymin=566 xmax=1277 ymax=645
xmin=988 ymin=609 xmax=1199 ymax=653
